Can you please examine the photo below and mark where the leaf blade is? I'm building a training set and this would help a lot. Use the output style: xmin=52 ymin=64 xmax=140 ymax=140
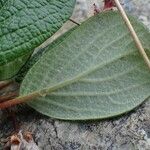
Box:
xmin=21 ymin=11 xmax=150 ymax=120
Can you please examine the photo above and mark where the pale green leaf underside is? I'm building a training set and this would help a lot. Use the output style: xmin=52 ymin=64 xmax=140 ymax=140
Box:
xmin=0 ymin=0 xmax=75 ymax=80
xmin=21 ymin=11 xmax=150 ymax=120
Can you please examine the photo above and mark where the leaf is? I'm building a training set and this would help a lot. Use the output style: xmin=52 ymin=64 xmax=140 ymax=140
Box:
xmin=0 ymin=0 xmax=76 ymax=80
xmin=20 ymin=11 xmax=150 ymax=120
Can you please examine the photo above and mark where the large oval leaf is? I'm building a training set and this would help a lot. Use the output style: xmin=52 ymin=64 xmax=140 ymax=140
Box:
xmin=20 ymin=11 xmax=150 ymax=120
xmin=0 ymin=0 xmax=76 ymax=80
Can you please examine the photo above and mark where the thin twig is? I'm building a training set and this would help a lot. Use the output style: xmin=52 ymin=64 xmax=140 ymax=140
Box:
xmin=114 ymin=0 xmax=150 ymax=70
xmin=69 ymin=18 xmax=80 ymax=26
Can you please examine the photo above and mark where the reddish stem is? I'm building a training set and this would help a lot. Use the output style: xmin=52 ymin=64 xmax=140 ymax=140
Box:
xmin=0 ymin=92 xmax=39 ymax=110
xmin=0 ymin=92 xmax=19 ymax=103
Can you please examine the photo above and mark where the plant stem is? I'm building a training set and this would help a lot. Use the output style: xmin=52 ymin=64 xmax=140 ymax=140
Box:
xmin=114 ymin=0 xmax=150 ymax=70
xmin=0 ymin=92 xmax=39 ymax=110
xmin=0 ymin=92 xmax=19 ymax=103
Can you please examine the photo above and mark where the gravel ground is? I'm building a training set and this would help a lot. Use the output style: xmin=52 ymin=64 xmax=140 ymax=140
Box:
xmin=0 ymin=1 xmax=150 ymax=150
xmin=73 ymin=0 xmax=150 ymax=27
xmin=125 ymin=0 xmax=150 ymax=28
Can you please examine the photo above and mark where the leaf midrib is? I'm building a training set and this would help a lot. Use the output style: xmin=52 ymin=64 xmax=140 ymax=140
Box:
xmin=21 ymin=48 xmax=137 ymax=98
xmin=50 ymin=81 xmax=150 ymax=97
xmin=32 ymin=81 xmax=150 ymax=113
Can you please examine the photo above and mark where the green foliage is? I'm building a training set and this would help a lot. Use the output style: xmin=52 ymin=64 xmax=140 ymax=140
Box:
xmin=0 ymin=0 xmax=76 ymax=80
xmin=20 ymin=11 xmax=150 ymax=120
